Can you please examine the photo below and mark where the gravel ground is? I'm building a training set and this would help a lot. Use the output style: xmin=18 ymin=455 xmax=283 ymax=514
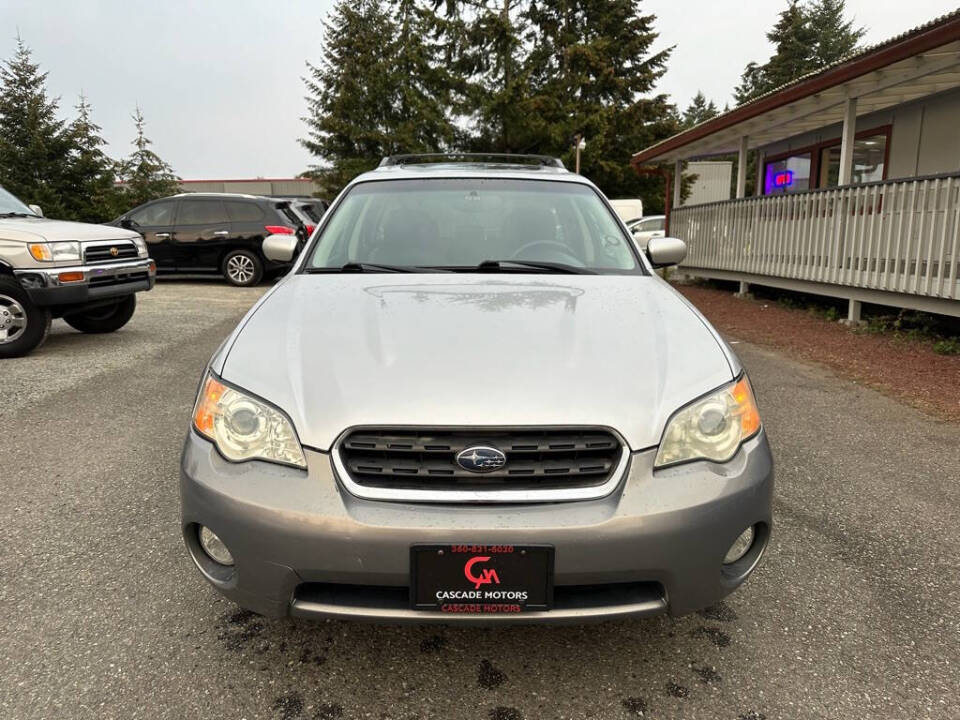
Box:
xmin=675 ymin=282 xmax=960 ymax=422
xmin=2 ymin=279 xmax=958 ymax=720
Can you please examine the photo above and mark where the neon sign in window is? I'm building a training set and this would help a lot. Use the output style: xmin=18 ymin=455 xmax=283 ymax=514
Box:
xmin=773 ymin=170 xmax=793 ymax=188
xmin=764 ymin=154 xmax=811 ymax=195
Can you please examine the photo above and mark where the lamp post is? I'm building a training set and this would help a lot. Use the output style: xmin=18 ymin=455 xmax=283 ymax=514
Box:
xmin=573 ymin=134 xmax=586 ymax=174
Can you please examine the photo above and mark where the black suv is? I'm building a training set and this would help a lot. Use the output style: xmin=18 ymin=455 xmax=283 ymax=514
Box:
xmin=110 ymin=194 xmax=306 ymax=286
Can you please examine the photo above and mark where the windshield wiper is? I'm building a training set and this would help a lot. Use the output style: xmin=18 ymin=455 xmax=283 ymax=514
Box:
xmin=304 ymin=262 xmax=458 ymax=273
xmin=306 ymin=262 xmax=418 ymax=274
xmin=0 ymin=212 xmax=35 ymax=219
xmin=471 ymin=259 xmax=595 ymax=274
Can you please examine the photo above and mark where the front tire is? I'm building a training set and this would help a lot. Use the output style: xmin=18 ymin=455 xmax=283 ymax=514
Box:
xmin=0 ymin=276 xmax=51 ymax=358
xmin=222 ymin=250 xmax=263 ymax=287
xmin=64 ymin=295 xmax=136 ymax=334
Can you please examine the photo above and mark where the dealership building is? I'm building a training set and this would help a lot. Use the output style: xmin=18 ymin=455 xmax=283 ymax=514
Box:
xmin=178 ymin=177 xmax=321 ymax=198
xmin=632 ymin=10 xmax=960 ymax=320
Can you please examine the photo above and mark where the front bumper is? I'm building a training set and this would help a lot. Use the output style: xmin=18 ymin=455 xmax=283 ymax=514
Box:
xmin=180 ymin=430 xmax=774 ymax=623
xmin=14 ymin=258 xmax=156 ymax=307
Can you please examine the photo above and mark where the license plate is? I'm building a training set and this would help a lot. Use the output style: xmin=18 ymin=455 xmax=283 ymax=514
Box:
xmin=411 ymin=544 xmax=554 ymax=614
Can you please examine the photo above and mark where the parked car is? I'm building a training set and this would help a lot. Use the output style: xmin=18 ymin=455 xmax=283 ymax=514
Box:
xmin=629 ymin=214 xmax=666 ymax=250
xmin=609 ymin=197 xmax=644 ymax=224
xmin=180 ymin=153 xmax=773 ymax=623
xmin=110 ymin=193 xmax=306 ymax=286
xmin=284 ymin=198 xmax=328 ymax=236
xmin=0 ymin=185 xmax=155 ymax=358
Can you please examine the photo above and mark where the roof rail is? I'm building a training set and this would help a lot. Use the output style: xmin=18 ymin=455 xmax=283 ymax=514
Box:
xmin=379 ymin=153 xmax=565 ymax=169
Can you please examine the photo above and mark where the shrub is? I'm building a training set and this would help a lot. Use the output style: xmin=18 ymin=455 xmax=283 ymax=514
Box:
xmin=932 ymin=338 xmax=960 ymax=356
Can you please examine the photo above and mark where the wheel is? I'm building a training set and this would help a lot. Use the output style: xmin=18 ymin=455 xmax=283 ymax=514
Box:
xmin=222 ymin=250 xmax=263 ymax=287
xmin=63 ymin=295 xmax=136 ymax=334
xmin=0 ymin=276 xmax=51 ymax=358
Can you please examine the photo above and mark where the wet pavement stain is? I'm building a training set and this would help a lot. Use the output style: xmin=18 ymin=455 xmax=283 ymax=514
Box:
xmin=665 ymin=681 xmax=690 ymax=698
xmin=298 ymin=647 xmax=326 ymax=666
xmin=419 ymin=634 xmax=446 ymax=653
xmin=312 ymin=702 xmax=344 ymax=720
xmin=488 ymin=707 xmax=523 ymax=720
xmin=689 ymin=626 xmax=731 ymax=648
xmin=478 ymin=659 xmax=507 ymax=690
xmin=272 ymin=692 xmax=304 ymax=720
xmin=697 ymin=600 xmax=738 ymax=622
xmin=621 ymin=697 xmax=648 ymax=716
xmin=225 ymin=609 xmax=257 ymax=625
xmin=691 ymin=663 xmax=723 ymax=684
xmin=216 ymin=610 xmax=265 ymax=652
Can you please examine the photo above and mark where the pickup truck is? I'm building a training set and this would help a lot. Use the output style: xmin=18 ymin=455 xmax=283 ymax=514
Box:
xmin=1 ymin=185 xmax=156 ymax=358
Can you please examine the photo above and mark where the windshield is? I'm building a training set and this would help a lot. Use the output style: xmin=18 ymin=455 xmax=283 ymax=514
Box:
xmin=306 ymin=179 xmax=640 ymax=272
xmin=0 ymin=186 xmax=36 ymax=216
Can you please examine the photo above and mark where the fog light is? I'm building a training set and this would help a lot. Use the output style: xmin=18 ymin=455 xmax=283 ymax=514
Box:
xmin=198 ymin=526 xmax=234 ymax=566
xmin=723 ymin=526 xmax=755 ymax=564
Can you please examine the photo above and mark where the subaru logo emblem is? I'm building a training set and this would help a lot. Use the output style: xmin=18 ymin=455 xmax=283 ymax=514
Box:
xmin=456 ymin=446 xmax=506 ymax=473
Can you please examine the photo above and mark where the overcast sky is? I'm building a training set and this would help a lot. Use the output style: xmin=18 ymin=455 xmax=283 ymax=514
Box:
xmin=1 ymin=0 xmax=955 ymax=179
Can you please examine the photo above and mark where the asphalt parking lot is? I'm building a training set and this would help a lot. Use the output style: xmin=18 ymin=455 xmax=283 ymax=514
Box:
xmin=3 ymin=280 xmax=958 ymax=720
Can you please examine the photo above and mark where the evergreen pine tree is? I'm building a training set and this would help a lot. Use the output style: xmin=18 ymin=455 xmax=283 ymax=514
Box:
xmin=807 ymin=0 xmax=865 ymax=66
xmin=301 ymin=0 xmax=402 ymax=197
xmin=682 ymin=91 xmax=719 ymax=128
xmin=734 ymin=0 xmax=865 ymax=105
xmin=523 ymin=0 xmax=679 ymax=201
xmin=389 ymin=0 xmax=458 ymax=152
xmin=63 ymin=93 xmax=123 ymax=222
xmin=434 ymin=0 xmax=537 ymax=152
xmin=762 ymin=1 xmax=816 ymax=90
xmin=119 ymin=107 xmax=179 ymax=208
xmin=0 ymin=36 xmax=72 ymax=217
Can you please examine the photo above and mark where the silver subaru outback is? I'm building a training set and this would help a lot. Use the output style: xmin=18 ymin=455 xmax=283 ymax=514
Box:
xmin=180 ymin=154 xmax=773 ymax=624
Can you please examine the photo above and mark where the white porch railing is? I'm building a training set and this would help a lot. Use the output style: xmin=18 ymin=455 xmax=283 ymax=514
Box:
xmin=671 ymin=173 xmax=960 ymax=310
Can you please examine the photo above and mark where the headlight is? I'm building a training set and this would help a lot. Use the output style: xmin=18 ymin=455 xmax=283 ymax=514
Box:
xmin=132 ymin=236 xmax=148 ymax=258
xmin=28 ymin=241 xmax=81 ymax=262
xmin=655 ymin=375 xmax=761 ymax=468
xmin=192 ymin=373 xmax=306 ymax=469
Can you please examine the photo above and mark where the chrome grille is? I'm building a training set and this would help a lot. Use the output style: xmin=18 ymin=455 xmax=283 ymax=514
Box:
xmin=334 ymin=428 xmax=628 ymax=502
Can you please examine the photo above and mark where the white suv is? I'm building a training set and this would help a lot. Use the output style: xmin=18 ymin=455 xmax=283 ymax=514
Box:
xmin=0 ymin=185 xmax=155 ymax=358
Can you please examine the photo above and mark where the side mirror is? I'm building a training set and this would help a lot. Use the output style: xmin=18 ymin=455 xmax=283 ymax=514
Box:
xmin=263 ymin=233 xmax=300 ymax=263
xmin=29 ymin=204 xmax=43 ymax=217
xmin=120 ymin=217 xmax=136 ymax=230
xmin=646 ymin=236 xmax=687 ymax=268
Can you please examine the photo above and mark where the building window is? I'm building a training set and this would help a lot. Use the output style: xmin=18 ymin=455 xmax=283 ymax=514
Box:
xmin=762 ymin=126 xmax=890 ymax=196
xmin=818 ymin=133 xmax=887 ymax=188
xmin=763 ymin=154 xmax=812 ymax=195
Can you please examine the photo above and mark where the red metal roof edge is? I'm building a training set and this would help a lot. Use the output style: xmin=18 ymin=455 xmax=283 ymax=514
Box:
xmin=631 ymin=9 xmax=960 ymax=166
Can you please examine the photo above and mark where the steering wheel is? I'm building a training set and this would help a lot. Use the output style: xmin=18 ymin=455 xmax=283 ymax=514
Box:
xmin=510 ymin=240 xmax=582 ymax=265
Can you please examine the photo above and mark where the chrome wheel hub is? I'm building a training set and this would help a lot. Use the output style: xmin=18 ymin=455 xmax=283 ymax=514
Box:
xmin=0 ymin=294 xmax=27 ymax=344
xmin=226 ymin=255 xmax=255 ymax=284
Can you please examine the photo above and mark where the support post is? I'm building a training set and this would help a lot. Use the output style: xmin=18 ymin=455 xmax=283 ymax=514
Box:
xmin=736 ymin=136 xmax=748 ymax=199
xmin=735 ymin=281 xmax=751 ymax=298
xmin=846 ymin=299 xmax=862 ymax=324
xmin=673 ymin=158 xmax=682 ymax=209
xmin=838 ymin=97 xmax=858 ymax=186
xmin=755 ymin=150 xmax=765 ymax=196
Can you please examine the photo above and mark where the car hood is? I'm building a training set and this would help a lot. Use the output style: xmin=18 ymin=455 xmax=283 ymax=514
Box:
xmin=219 ymin=274 xmax=737 ymax=451
xmin=0 ymin=215 xmax=140 ymax=243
